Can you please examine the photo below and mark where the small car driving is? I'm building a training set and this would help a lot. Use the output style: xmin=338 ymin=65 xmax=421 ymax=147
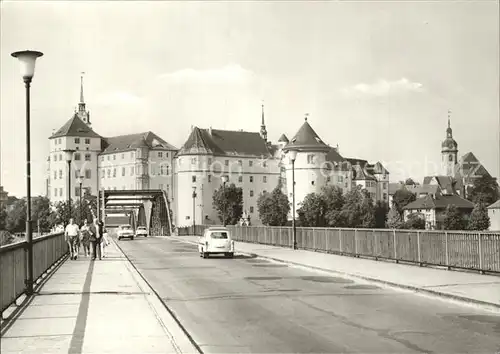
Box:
xmin=135 ymin=226 xmax=148 ymax=237
xmin=198 ymin=227 xmax=234 ymax=258
xmin=117 ymin=224 xmax=134 ymax=240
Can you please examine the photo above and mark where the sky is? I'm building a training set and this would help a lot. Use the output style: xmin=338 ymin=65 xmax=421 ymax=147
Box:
xmin=1 ymin=0 xmax=499 ymax=198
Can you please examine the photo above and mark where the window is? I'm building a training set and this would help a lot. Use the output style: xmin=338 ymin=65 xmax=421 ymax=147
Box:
xmin=166 ymin=165 xmax=170 ymax=175
xmin=238 ymin=176 xmax=243 ymax=183
xmin=262 ymin=161 xmax=267 ymax=167
xmin=307 ymin=154 xmax=315 ymax=164
xmin=263 ymin=176 xmax=267 ymax=183
xmin=338 ymin=176 xmax=344 ymax=182
xmin=75 ymin=187 xmax=80 ymax=197
xmin=59 ymin=154 xmax=62 ymax=161
xmin=74 ymin=138 xmax=80 ymax=144
xmin=85 ymin=154 xmax=91 ymax=161
xmin=75 ymin=170 xmax=79 ymax=178
xmin=250 ymin=176 xmax=253 ymax=182
xmin=327 ymin=177 xmax=331 ymax=183
xmin=210 ymin=231 xmax=228 ymax=239
xmin=74 ymin=153 xmax=81 ymax=161
xmin=250 ymin=190 xmax=254 ymax=197
xmin=107 ymin=155 xmax=110 ymax=161
xmin=122 ymin=167 xmax=126 ymax=176
xmin=59 ymin=170 xmax=62 ymax=178
xmin=113 ymin=155 xmax=116 ymax=160
xmin=208 ymin=175 xmax=212 ymax=182
xmin=238 ymin=160 xmax=242 ymax=165
xmin=383 ymin=183 xmax=387 ymax=190
xmin=112 ymin=168 xmax=116 ymax=177
xmin=191 ymin=157 xmax=196 ymax=165
xmin=158 ymin=152 xmax=163 ymax=158
xmin=249 ymin=160 xmax=253 ymax=167
xmin=160 ymin=165 xmax=164 ymax=175
xmin=107 ymin=169 xmax=111 ymax=178
xmin=250 ymin=206 xmax=254 ymax=213
xmin=101 ymin=156 xmax=104 ymax=161
xmin=85 ymin=138 xmax=90 ymax=144
xmin=54 ymin=171 xmax=57 ymax=179
xmin=192 ymin=176 xmax=196 ymax=183
xmin=166 ymin=152 xmax=169 ymax=158
xmin=225 ymin=160 xmax=229 ymax=166
xmin=121 ymin=153 xmax=125 ymax=159
xmin=208 ymin=158 xmax=212 ymax=165
xmin=59 ymin=188 xmax=63 ymax=196
xmin=131 ymin=167 xmax=134 ymax=176
xmin=383 ymin=194 xmax=387 ymax=200
xmin=85 ymin=169 xmax=91 ymax=179
xmin=448 ymin=155 xmax=453 ymax=162
xmin=311 ymin=181 xmax=315 ymax=185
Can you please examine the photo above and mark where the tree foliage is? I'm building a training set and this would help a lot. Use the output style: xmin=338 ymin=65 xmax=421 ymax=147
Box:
xmin=467 ymin=203 xmax=490 ymax=231
xmin=341 ymin=188 xmax=375 ymax=228
xmin=443 ymin=205 xmax=467 ymax=230
xmin=323 ymin=186 xmax=345 ymax=227
xmin=404 ymin=212 xmax=426 ymax=229
xmin=257 ymin=184 xmax=290 ymax=226
xmin=374 ymin=201 xmax=390 ymax=228
xmin=392 ymin=189 xmax=416 ymax=215
xmin=5 ymin=198 xmax=27 ymax=233
xmin=468 ymin=175 xmax=499 ymax=206
xmin=0 ymin=207 xmax=7 ymax=230
xmin=74 ymin=194 xmax=98 ymax=226
xmin=297 ymin=193 xmax=327 ymax=227
xmin=212 ymin=183 xmax=243 ymax=225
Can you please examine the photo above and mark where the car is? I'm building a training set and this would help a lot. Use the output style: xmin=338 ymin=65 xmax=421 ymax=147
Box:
xmin=198 ymin=227 xmax=234 ymax=258
xmin=117 ymin=224 xmax=134 ymax=240
xmin=135 ymin=226 xmax=148 ymax=237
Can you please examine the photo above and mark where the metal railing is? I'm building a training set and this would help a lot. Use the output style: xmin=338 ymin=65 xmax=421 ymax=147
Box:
xmin=0 ymin=232 xmax=67 ymax=313
xmin=230 ymin=226 xmax=500 ymax=273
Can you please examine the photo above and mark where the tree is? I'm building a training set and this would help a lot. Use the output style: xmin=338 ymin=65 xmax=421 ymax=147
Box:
xmin=374 ymin=201 xmax=389 ymax=228
xmin=468 ymin=175 xmax=500 ymax=206
xmin=31 ymin=197 xmax=54 ymax=233
xmin=0 ymin=207 xmax=7 ymax=230
xmin=443 ymin=205 xmax=467 ymax=230
xmin=5 ymin=198 xmax=27 ymax=233
xmin=322 ymin=185 xmax=345 ymax=227
xmin=257 ymin=184 xmax=290 ymax=226
xmin=340 ymin=188 xmax=375 ymax=228
xmin=74 ymin=194 xmax=98 ymax=225
xmin=468 ymin=203 xmax=490 ymax=231
xmin=297 ymin=193 xmax=327 ymax=227
xmin=0 ymin=230 xmax=15 ymax=246
xmin=212 ymin=183 xmax=243 ymax=225
xmin=386 ymin=206 xmax=405 ymax=229
xmin=51 ymin=200 xmax=74 ymax=226
xmin=392 ymin=189 xmax=416 ymax=215
xmin=404 ymin=212 xmax=426 ymax=229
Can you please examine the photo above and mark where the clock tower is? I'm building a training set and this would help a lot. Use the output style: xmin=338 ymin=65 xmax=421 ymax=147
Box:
xmin=441 ymin=112 xmax=458 ymax=176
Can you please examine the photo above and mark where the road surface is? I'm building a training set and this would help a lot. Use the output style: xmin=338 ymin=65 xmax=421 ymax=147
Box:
xmin=116 ymin=236 xmax=500 ymax=354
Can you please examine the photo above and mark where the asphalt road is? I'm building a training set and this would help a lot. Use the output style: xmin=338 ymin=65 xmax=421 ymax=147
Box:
xmin=117 ymin=236 xmax=500 ymax=354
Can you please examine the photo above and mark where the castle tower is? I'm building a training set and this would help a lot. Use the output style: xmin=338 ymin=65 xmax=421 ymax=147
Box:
xmin=441 ymin=111 xmax=458 ymax=176
xmin=283 ymin=115 xmax=331 ymax=219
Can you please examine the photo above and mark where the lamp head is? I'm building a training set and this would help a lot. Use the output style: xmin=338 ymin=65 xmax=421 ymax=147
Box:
xmin=11 ymin=50 xmax=44 ymax=81
xmin=288 ymin=150 xmax=298 ymax=162
xmin=63 ymin=149 xmax=75 ymax=162
xmin=77 ymin=175 xmax=85 ymax=184
xmin=221 ymin=175 xmax=228 ymax=183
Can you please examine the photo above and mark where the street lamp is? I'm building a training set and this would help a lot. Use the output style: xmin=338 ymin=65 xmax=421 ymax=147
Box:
xmin=192 ymin=186 xmax=197 ymax=235
xmin=64 ymin=149 xmax=75 ymax=223
xmin=11 ymin=49 xmax=44 ymax=296
xmin=77 ymin=174 xmax=85 ymax=225
xmin=221 ymin=175 xmax=228 ymax=226
xmin=289 ymin=150 xmax=298 ymax=250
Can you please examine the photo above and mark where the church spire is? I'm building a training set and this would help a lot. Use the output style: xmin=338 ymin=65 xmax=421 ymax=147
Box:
xmin=80 ymin=72 xmax=85 ymax=104
xmin=76 ymin=72 xmax=91 ymax=126
xmin=260 ymin=101 xmax=267 ymax=141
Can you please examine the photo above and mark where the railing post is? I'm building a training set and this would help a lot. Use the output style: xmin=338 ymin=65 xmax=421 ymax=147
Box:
xmin=478 ymin=232 xmax=484 ymax=274
xmin=445 ymin=231 xmax=450 ymax=270
xmin=373 ymin=229 xmax=378 ymax=260
xmin=393 ymin=229 xmax=398 ymax=263
xmin=417 ymin=231 xmax=422 ymax=266
xmin=354 ymin=229 xmax=358 ymax=257
xmin=312 ymin=228 xmax=316 ymax=250
xmin=325 ymin=229 xmax=328 ymax=253
xmin=339 ymin=229 xmax=343 ymax=255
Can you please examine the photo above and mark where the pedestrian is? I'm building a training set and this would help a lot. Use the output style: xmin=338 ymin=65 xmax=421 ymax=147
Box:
xmin=80 ymin=219 xmax=91 ymax=257
xmin=89 ymin=218 xmax=102 ymax=260
xmin=65 ymin=218 xmax=80 ymax=260
xmin=101 ymin=227 xmax=110 ymax=258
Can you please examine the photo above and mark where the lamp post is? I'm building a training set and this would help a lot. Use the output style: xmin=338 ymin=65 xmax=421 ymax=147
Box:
xmin=192 ymin=186 xmax=197 ymax=235
xmin=11 ymin=49 xmax=44 ymax=296
xmin=64 ymin=149 xmax=75 ymax=223
xmin=77 ymin=175 xmax=84 ymax=225
xmin=221 ymin=175 xmax=228 ymax=226
xmin=289 ymin=150 xmax=298 ymax=250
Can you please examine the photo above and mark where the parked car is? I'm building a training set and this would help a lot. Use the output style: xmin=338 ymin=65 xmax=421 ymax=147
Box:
xmin=117 ymin=224 xmax=134 ymax=240
xmin=135 ymin=226 xmax=148 ymax=237
xmin=198 ymin=227 xmax=234 ymax=258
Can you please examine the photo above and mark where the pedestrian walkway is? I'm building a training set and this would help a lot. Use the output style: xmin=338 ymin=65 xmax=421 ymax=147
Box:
xmin=172 ymin=235 xmax=500 ymax=312
xmin=1 ymin=239 xmax=198 ymax=354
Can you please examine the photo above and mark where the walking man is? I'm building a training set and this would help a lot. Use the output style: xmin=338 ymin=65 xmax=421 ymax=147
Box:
xmin=89 ymin=218 xmax=102 ymax=260
xmin=65 ymin=218 xmax=80 ymax=260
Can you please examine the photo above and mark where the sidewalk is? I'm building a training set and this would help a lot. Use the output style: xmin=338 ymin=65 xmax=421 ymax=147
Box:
xmin=1 ymin=239 xmax=199 ymax=354
xmin=173 ymin=235 xmax=500 ymax=312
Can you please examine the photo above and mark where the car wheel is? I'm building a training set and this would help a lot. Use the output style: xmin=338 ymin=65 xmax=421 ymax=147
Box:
xmin=228 ymin=252 xmax=234 ymax=258
xmin=118 ymin=236 xmax=121 ymax=240
xmin=131 ymin=236 xmax=134 ymax=240
xmin=203 ymin=252 xmax=208 ymax=259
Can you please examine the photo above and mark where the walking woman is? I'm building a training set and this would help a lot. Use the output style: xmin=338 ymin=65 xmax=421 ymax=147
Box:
xmin=80 ymin=219 xmax=91 ymax=257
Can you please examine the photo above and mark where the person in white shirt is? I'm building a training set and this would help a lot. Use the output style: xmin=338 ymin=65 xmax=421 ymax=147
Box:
xmin=65 ymin=218 xmax=80 ymax=260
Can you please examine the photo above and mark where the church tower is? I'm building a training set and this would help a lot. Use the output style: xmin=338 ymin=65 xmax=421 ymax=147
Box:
xmin=259 ymin=102 xmax=267 ymax=142
xmin=76 ymin=72 xmax=91 ymax=126
xmin=441 ymin=111 xmax=458 ymax=176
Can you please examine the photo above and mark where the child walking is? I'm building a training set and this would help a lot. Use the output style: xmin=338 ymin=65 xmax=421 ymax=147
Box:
xmin=101 ymin=227 xmax=110 ymax=257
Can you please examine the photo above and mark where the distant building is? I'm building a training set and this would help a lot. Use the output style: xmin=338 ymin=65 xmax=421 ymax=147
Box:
xmin=487 ymin=200 xmax=500 ymax=231
xmin=0 ymin=186 xmax=8 ymax=209
xmin=403 ymin=176 xmax=474 ymax=229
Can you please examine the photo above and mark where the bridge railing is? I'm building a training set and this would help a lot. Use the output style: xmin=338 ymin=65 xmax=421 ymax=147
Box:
xmin=0 ymin=232 xmax=67 ymax=313
xmin=222 ymin=226 xmax=500 ymax=273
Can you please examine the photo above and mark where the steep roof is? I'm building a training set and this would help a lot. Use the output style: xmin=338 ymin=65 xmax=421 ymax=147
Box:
xmin=346 ymin=158 xmax=368 ymax=168
xmin=404 ymin=194 xmax=474 ymax=210
xmin=101 ymin=131 xmax=177 ymax=154
xmin=423 ymin=176 xmax=457 ymax=195
xmin=50 ymin=114 xmax=102 ymax=139
xmin=454 ymin=152 xmax=491 ymax=180
xmin=352 ymin=164 xmax=377 ymax=181
xmin=177 ymin=127 xmax=272 ymax=158
xmin=278 ymin=134 xmax=289 ymax=143
xmin=487 ymin=200 xmax=500 ymax=209
xmin=325 ymin=148 xmax=350 ymax=171
xmin=283 ymin=119 xmax=330 ymax=152
xmin=372 ymin=162 xmax=390 ymax=175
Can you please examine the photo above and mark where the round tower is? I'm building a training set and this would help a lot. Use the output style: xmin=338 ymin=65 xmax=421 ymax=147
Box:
xmin=441 ymin=113 xmax=458 ymax=176
xmin=283 ymin=115 xmax=331 ymax=220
